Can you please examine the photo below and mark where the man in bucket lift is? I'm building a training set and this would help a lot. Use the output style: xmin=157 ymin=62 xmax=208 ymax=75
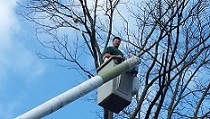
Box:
xmin=104 ymin=36 xmax=138 ymax=76
xmin=104 ymin=37 xmax=126 ymax=64
xmin=98 ymin=36 xmax=139 ymax=113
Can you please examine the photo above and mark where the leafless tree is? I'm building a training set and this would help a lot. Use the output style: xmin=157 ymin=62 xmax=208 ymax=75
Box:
xmin=20 ymin=0 xmax=210 ymax=119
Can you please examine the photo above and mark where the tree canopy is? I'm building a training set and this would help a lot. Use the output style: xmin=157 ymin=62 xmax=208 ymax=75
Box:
xmin=20 ymin=0 xmax=210 ymax=118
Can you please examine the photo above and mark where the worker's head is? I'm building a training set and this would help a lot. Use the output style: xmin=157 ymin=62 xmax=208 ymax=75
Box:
xmin=112 ymin=37 xmax=121 ymax=48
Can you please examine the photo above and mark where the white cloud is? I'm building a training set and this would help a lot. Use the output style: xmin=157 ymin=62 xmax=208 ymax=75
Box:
xmin=0 ymin=1 xmax=45 ymax=118
xmin=0 ymin=0 xmax=45 ymax=87
xmin=0 ymin=0 xmax=18 ymax=45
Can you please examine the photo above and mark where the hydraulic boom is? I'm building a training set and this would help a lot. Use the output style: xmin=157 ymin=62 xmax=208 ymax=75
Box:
xmin=15 ymin=56 xmax=140 ymax=119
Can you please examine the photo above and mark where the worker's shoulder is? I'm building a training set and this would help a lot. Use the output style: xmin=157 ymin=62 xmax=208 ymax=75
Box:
xmin=105 ymin=46 xmax=114 ymax=51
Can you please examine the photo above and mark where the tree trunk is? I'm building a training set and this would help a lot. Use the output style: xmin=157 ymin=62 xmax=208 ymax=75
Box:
xmin=104 ymin=108 xmax=113 ymax=119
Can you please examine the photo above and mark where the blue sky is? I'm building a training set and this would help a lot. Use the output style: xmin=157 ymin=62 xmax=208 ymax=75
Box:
xmin=0 ymin=0 xmax=102 ymax=119
xmin=1 ymin=1 xmax=210 ymax=119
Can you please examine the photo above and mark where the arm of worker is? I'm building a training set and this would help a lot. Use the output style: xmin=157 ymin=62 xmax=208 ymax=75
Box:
xmin=104 ymin=53 xmax=126 ymax=62
xmin=104 ymin=53 xmax=112 ymax=59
